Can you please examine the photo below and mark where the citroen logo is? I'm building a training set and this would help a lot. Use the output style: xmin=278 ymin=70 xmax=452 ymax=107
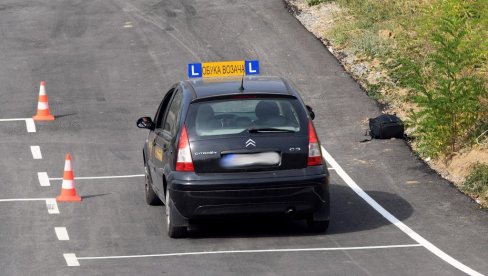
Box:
xmin=245 ymin=139 xmax=256 ymax=147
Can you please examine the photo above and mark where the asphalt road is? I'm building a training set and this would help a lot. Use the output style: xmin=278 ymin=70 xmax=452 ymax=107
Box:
xmin=0 ymin=0 xmax=487 ymax=275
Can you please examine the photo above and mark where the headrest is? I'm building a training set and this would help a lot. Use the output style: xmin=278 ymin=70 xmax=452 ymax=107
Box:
xmin=197 ymin=105 xmax=215 ymax=120
xmin=255 ymin=101 xmax=279 ymax=119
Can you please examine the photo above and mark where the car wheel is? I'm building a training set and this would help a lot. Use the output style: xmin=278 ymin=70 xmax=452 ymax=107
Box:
xmin=307 ymin=217 xmax=329 ymax=233
xmin=145 ymin=166 xmax=162 ymax=206
xmin=165 ymin=192 xmax=187 ymax=238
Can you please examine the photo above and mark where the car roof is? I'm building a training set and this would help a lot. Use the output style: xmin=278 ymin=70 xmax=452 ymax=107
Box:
xmin=181 ymin=76 xmax=296 ymax=99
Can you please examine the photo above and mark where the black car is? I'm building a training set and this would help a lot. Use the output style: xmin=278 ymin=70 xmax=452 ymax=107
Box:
xmin=137 ymin=76 xmax=330 ymax=238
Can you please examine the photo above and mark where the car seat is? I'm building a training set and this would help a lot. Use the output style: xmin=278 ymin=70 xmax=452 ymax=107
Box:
xmin=254 ymin=101 xmax=287 ymax=126
xmin=196 ymin=105 xmax=220 ymax=134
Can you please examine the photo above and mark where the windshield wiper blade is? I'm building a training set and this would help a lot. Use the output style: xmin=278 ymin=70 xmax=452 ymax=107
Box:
xmin=247 ymin=127 xmax=295 ymax=133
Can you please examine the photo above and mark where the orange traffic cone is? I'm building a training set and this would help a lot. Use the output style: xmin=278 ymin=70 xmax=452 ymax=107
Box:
xmin=56 ymin=153 xmax=81 ymax=202
xmin=33 ymin=81 xmax=55 ymax=121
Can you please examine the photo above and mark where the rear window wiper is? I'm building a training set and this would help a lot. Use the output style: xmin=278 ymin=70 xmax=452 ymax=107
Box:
xmin=247 ymin=127 xmax=295 ymax=133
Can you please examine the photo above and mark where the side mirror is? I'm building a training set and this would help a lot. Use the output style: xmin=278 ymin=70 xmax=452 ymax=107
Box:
xmin=306 ymin=105 xmax=315 ymax=120
xmin=137 ymin=117 xmax=155 ymax=130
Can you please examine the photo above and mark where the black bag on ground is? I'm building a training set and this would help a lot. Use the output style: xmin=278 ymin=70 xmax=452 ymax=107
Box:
xmin=368 ymin=114 xmax=404 ymax=139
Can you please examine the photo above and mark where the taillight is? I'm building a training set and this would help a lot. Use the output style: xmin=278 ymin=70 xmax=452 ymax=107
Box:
xmin=308 ymin=120 xmax=322 ymax=166
xmin=175 ymin=126 xmax=194 ymax=172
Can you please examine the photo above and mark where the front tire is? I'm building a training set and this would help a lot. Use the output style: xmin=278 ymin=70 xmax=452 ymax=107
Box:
xmin=145 ymin=166 xmax=162 ymax=206
xmin=165 ymin=192 xmax=187 ymax=238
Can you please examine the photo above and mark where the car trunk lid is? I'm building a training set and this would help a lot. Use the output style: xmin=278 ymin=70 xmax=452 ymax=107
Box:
xmin=190 ymin=135 xmax=308 ymax=173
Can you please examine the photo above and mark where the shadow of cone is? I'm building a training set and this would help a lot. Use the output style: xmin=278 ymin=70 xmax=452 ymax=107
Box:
xmin=56 ymin=153 xmax=81 ymax=202
xmin=33 ymin=81 xmax=55 ymax=121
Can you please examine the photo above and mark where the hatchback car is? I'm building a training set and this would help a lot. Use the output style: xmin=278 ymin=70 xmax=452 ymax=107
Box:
xmin=137 ymin=76 xmax=330 ymax=238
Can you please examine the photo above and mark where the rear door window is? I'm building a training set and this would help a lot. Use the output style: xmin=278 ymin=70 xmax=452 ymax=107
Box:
xmin=163 ymin=90 xmax=182 ymax=136
xmin=154 ymin=89 xmax=175 ymax=129
xmin=186 ymin=96 xmax=306 ymax=138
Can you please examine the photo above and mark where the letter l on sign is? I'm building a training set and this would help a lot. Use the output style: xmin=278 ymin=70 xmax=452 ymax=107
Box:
xmin=248 ymin=63 xmax=256 ymax=73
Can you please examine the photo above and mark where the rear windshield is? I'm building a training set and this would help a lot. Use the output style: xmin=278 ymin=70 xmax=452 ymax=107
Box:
xmin=186 ymin=97 xmax=307 ymax=138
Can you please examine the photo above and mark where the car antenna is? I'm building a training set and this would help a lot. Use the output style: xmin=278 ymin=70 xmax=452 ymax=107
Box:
xmin=239 ymin=76 xmax=245 ymax=92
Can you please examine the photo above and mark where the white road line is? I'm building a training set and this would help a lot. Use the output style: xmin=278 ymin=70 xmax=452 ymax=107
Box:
xmin=49 ymin=174 xmax=144 ymax=181
xmin=63 ymin=254 xmax=80 ymax=266
xmin=0 ymin=118 xmax=30 ymax=122
xmin=55 ymin=227 xmax=70 ymax=241
xmin=30 ymin=146 xmax=42 ymax=159
xmin=25 ymin=119 xmax=36 ymax=133
xmin=321 ymin=146 xmax=484 ymax=276
xmin=38 ymin=172 xmax=51 ymax=187
xmin=0 ymin=118 xmax=36 ymax=132
xmin=0 ymin=198 xmax=51 ymax=202
xmin=45 ymin=198 xmax=60 ymax=214
xmin=0 ymin=198 xmax=59 ymax=215
xmin=67 ymin=244 xmax=422 ymax=265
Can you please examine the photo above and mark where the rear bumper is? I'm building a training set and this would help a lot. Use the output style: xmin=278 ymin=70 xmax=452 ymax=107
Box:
xmin=169 ymin=173 xmax=329 ymax=220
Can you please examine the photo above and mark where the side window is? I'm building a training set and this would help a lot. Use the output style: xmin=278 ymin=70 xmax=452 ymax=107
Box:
xmin=155 ymin=89 xmax=175 ymax=129
xmin=163 ymin=90 xmax=182 ymax=136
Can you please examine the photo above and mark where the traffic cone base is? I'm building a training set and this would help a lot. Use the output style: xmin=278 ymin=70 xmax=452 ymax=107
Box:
xmin=56 ymin=188 xmax=82 ymax=202
xmin=33 ymin=114 xmax=55 ymax=121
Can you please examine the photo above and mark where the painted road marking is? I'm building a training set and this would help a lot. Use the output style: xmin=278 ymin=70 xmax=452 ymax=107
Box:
xmin=55 ymin=227 xmax=70 ymax=241
xmin=45 ymin=198 xmax=60 ymax=214
xmin=0 ymin=118 xmax=36 ymax=133
xmin=38 ymin=172 xmax=51 ymax=186
xmin=30 ymin=146 xmax=42 ymax=159
xmin=63 ymin=254 xmax=80 ymax=266
xmin=49 ymin=174 xmax=144 ymax=181
xmin=25 ymin=119 xmax=36 ymax=133
xmin=321 ymin=146 xmax=484 ymax=276
xmin=0 ymin=198 xmax=51 ymax=202
xmin=0 ymin=198 xmax=59 ymax=214
xmin=0 ymin=118 xmax=31 ymax=122
xmin=65 ymin=244 xmax=422 ymax=266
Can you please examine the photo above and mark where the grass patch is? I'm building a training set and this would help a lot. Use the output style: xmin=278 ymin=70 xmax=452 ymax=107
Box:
xmin=328 ymin=20 xmax=354 ymax=46
xmin=322 ymin=0 xmax=487 ymax=158
xmin=306 ymin=0 xmax=328 ymax=6
xmin=366 ymin=83 xmax=386 ymax=101
xmin=350 ymin=30 xmax=391 ymax=58
xmin=395 ymin=1 xmax=487 ymax=158
xmin=462 ymin=163 xmax=488 ymax=204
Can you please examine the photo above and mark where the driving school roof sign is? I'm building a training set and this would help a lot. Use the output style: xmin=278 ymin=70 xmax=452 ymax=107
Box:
xmin=188 ymin=60 xmax=259 ymax=78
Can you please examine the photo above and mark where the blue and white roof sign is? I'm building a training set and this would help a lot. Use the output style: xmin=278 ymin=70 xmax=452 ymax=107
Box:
xmin=188 ymin=63 xmax=202 ymax=78
xmin=188 ymin=60 xmax=260 ymax=78
xmin=245 ymin=60 xmax=259 ymax=75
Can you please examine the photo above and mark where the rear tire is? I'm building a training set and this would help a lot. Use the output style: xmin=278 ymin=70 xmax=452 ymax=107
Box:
xmin=145 ymin=166 xmax=162 ymax=206
xmin=165 ymin=192 xmax=187 ymax=238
